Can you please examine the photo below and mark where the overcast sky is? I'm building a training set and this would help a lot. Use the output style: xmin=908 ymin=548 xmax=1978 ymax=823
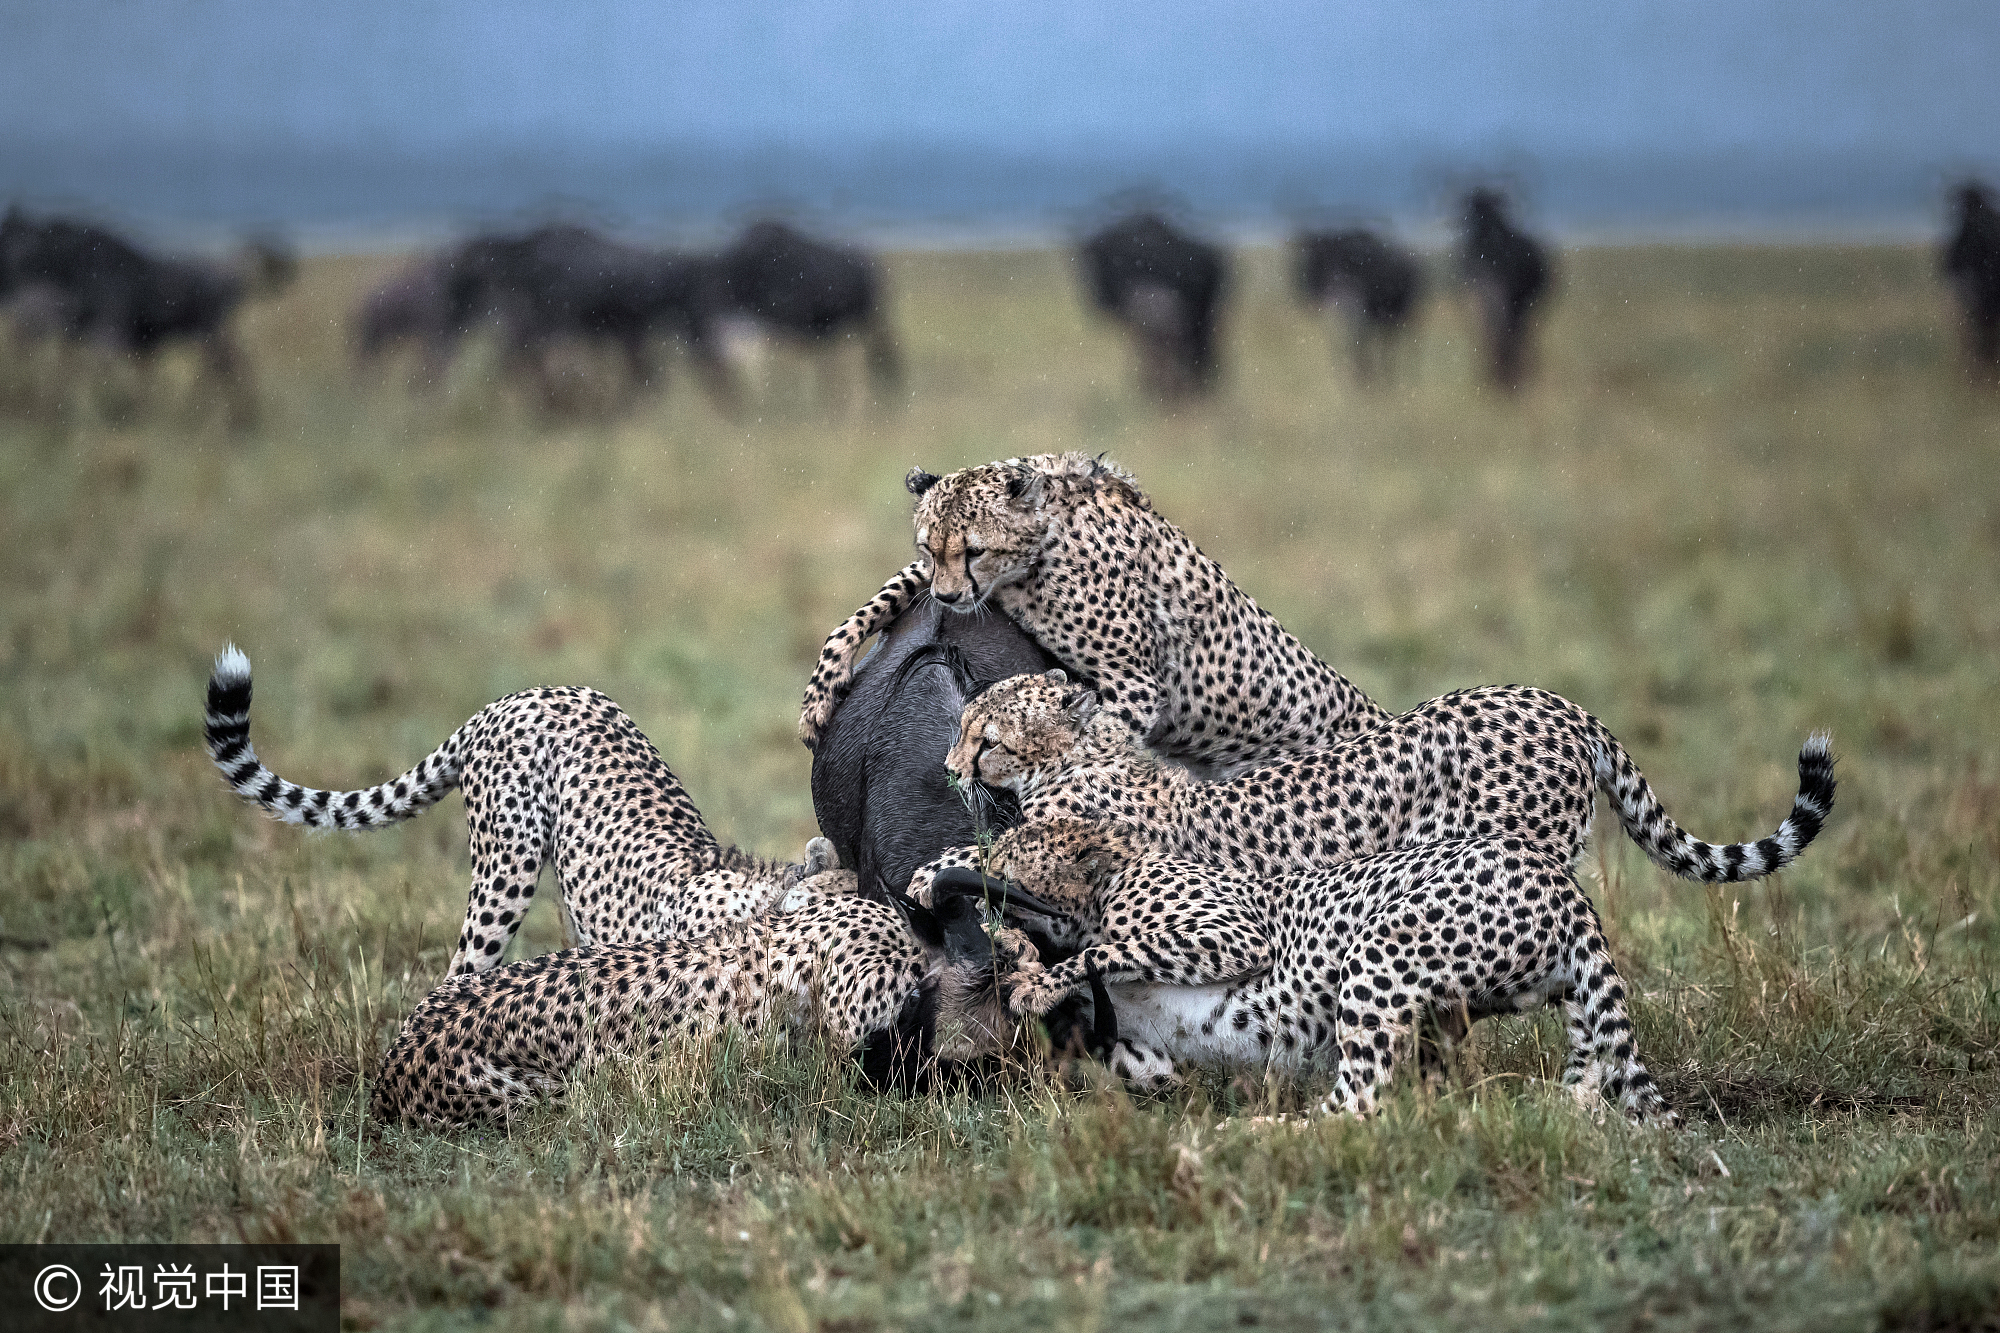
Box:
xmin=6 ymin=0 xmax=1995 ymax=157
xmin=3 ymin=2 xmax=1994 ymax=232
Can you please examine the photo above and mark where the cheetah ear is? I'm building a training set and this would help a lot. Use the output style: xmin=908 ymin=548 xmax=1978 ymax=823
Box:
xmin=1042 ymin=668 xmax=1068 ymax=685
xmin=905 ymin=467 xmax=941 ymax=497
xmin=1005 ymin=467 xmax=1046 ymax=511
xmin=1061 ymin=688 xmax=1099 ymax=729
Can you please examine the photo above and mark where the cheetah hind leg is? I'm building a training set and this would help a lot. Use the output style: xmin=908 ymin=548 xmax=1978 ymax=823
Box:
xmin=1558 ymin=926 xmax=1678 ymax=1127
xmin=446 ymin=730 xmax=558 ymax=976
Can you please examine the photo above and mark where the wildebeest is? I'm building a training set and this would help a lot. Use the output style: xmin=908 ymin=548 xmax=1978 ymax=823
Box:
xmin=810 ymin=590 xmax=1058 ymax=903
xmin=1457 ymin=188 xmax=1552 ymax=391
xmin=709 ymin=219 xmax=901 ymax=394
xmin=1079 ymin=213 xmax=1227 ymax=399
xmin=352 ymin=252 xmax=457 ymax=381
xmin=1293 ymin=227 xmax=1424 ymax=383
xmin=1 ymin=207 xmax=294 ymax=424
xmin=1942 ymin=180 xmax=2000 ymax=380
xmin=431 ymin=223 xmax=733 ymax=408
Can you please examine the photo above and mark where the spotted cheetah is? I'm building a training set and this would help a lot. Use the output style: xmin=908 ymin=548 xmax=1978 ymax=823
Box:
xmin=987 ymin=823 xmax=1676 ymax=1123
xmin=943 ymin=671 xmax=1834 ymax=886
xmin=370 ymin=878 xmax=1047 ymax=1128
xmin=203 ymin=646 xmax=836 ymax=978
xmin=797 ymin=452 xmax=1392 ymax=775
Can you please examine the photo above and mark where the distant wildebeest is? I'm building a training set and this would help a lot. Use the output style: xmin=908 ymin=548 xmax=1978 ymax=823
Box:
xmin=434 ymin=223 xmax=733 ymax=408
xmin=1079 ymin=213 xmax=1227 ymax=399
xmin=1457 ymin=189 xmax=1552 ymax=391
xmin=1942 ymin=180 xmax=2000 ymax=380
xmin=0 ymin=207 xmax=294 ymax=424
xmin=810 ymin=589 xmax=1059 ymax=903
xmin=1293 ymin=227 xmax=1424 ymax=383
xmin=709 ymin=219 xmax=901 ymax=395
xmin=352 ymin=252 xmax=457 ymax=382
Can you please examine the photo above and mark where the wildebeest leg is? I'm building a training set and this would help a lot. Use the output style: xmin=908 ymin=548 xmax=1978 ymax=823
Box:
xmin=864 ymin=317 xmax=902 ymax=393
xmin=1126 ymin=284 xmax=1192 ymax=400
xmin=202 ymin=330 xmax=259 ymax=429
xmin=617 ymin=329 xmax=657 ymax=396
xmin=685 ymin=333 xmax=741 ymax=414
xmin=1476 ymin=283 xmax=1522 ymax=391
xmin=1349 ymin=314 xmax=1378 ymax=386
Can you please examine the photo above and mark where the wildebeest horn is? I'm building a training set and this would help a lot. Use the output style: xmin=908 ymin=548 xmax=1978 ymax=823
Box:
xmin=928 ymin=865 xmax=1069 ymax=919
xmin=905 ymin=467 xmax=941 ymax=496
xmin=1085 ymin=957 xmax=1118 ymax=1056
xmin=885 ymin=883 xmax=944 ymax=950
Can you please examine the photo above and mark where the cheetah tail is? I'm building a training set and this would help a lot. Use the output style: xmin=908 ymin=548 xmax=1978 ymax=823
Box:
xmin=203 ymin=644 xmax=468 ymax=831
xmin=1594 ymin=728 xmax=1835 ymax=883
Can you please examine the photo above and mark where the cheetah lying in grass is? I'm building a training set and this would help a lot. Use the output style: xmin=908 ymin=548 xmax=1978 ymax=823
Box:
xmin=204 ymin=646 xmax=836 ymax=977
xmin=940 ymin=671 xmax=1833 ymax=887
xmin=370 ymin=878 xmax=1050 ymax=1128
xmin=984 ymin=819 xmax=1678 ymax=1123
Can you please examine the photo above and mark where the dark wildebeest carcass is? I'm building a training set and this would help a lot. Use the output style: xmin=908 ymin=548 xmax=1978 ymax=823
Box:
xmin=1079 ymin=213 xmax=1227 ymax=400
xmin=0 ymin=208 xmax=294 ymax=424
xmin=1457 ymin=189 xmax=1551 ymax=391
xmin=810 ymin=589 xmax=1059 ymax=903
xmin=1942 ymin=180 xmax=2000 ymax=380
xmin=437 ymin=223 xmax=731 ymax=407
xmin=1293 ymin=227 xmax=1424 ymax=383
xmin=710 ymin=219 xmax=901 ymax=395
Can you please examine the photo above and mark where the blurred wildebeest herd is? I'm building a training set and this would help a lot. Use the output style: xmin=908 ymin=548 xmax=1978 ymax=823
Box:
xmin=5 ymin=178 xmax=2000 ymax=426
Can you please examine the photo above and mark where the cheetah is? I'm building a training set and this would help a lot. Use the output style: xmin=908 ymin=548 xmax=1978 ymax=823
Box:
xmin=986 ymin=821 xmax=1676 ymax=1123
xmin=203 ymin=646 xmax=837 ymax=978
xmin=797 ymin=452 xmax=1392 ymax=776
xmin=940 ymin=670 xmax=1833 ymax=888
xmin=370 ymin=878 xmax=1047 ymax=1128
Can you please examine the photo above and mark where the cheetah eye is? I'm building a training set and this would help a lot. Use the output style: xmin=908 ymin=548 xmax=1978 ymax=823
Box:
xmin=964 ymin=544 xmax=985 ymax=559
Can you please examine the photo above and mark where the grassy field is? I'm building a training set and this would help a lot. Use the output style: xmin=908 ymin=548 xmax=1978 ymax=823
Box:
xmin=3 ymin=241 xmax=1999 ymax=1332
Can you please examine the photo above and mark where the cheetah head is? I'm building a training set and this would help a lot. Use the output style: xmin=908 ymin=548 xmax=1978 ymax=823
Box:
xmin=945 ymin=670 xmax=1098 ymax=795
xmin=993 ymin=816 xmax=1138 ymax=915
xmin=906 ymin=453 xmax=1142 ymax=612
xmin=905 ymin=461 xmax=1054 ymax=611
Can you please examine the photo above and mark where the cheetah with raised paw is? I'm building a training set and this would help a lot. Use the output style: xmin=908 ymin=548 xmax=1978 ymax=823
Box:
xmin=993 ymin=825 xmax=1677 ymax=1123
xmin=370 ymin=879 xmax=1046 ymax=1128
xmin=204 ymin=646 xmax=838 ymax=978
xmin=798 ymin=452 xmax=1391 ymax=775
xmin=947 ymin=670 xmax=1833 ymax=885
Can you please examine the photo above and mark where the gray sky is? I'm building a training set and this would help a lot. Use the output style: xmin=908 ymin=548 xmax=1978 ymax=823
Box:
xmin=3 ymin=1 xmax=1995 ymax=230
xmin=7 ymin=1 xmax=1994 ymax=155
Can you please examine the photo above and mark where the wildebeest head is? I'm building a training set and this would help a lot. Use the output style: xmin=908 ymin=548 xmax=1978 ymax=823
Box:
xmin=889 ymin=880 xmax=1047 ymax=1062
xmin=1956 ymin=180 xmax=1996 ymax=224
xmin=945 ymin=669 xmax=1100 ymax=796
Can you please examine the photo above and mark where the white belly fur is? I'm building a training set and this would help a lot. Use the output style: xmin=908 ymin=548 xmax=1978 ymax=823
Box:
xmin=1110 ymin=983 xmax=1295 ymax=1069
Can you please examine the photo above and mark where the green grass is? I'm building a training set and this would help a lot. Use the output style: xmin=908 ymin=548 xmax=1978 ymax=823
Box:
xmin=4 ymin=241 xmax=2000 ymax=1332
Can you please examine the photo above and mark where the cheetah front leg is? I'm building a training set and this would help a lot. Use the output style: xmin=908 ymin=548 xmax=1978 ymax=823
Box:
xmin=1316 ymin=925 xmax=1422 ymax=1117
xmin=1007 ymin=933 xmax=1268 ymax=1019
xmin=798 ymin=560 xmax=932 ymax=750
xmin=905 ymin=844 xmax=984 ymax=906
